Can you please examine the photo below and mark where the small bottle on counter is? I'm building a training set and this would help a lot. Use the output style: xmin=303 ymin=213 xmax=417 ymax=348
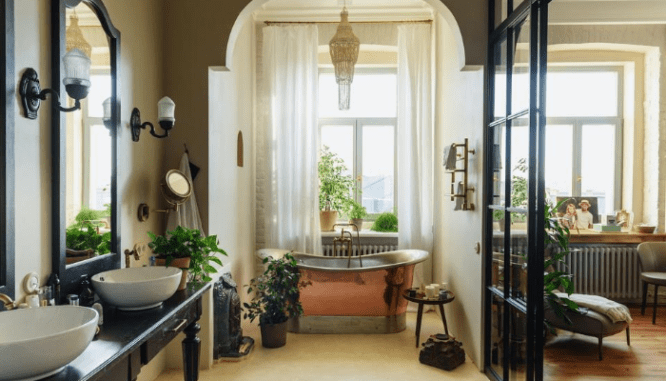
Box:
xmin=67 ymin=294 xmax=80 ymax=306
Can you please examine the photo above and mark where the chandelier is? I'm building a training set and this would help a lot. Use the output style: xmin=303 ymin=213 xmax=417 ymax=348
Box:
xmin=66 ymin=11 xmax=92 ymax=58
xmin=329 ymin=6 xmax=360 ymax=110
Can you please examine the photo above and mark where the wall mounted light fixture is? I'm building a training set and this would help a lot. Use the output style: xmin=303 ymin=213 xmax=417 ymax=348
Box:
xmin=19 ymin=48 xmax=91 ymax=119
xmin=130 ymin=97 xmax=175 ymax=142
xmin=102 ymin=97 xmax=113 ymax=130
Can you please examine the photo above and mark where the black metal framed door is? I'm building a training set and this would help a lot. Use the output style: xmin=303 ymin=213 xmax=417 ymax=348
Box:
xmin=484 ymin=1 xmax=549 ymax=381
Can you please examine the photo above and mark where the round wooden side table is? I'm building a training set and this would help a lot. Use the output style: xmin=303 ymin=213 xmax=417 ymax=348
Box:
xmin=403 ymin=290 xmax=455 ymax=347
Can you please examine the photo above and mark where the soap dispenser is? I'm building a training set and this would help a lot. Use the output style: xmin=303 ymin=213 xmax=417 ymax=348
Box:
xmin=79 ymin=275 xmax=95 ymax=307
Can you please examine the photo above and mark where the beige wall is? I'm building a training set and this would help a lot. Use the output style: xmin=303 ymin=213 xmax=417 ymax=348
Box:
xmin=14 ymin=0 xmax=168 ymax=379
xmin=433 ymin=13 xmax=486 ymax=369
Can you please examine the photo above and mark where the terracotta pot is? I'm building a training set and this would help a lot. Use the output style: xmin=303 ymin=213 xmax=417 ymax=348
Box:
xmin=261 ymin=320 xmax=288 ymax=348
xmin=349 ymin=218 xmax=364 ymax=231
xmin=155 ymin=257 xmax=190 ymax=290
xmin=320 ymin=210 xmax=338 ymax=232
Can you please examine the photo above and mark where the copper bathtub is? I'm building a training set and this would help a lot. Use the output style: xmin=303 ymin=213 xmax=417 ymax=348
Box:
xmin=256 ymin=248 xmax=429 ymax=334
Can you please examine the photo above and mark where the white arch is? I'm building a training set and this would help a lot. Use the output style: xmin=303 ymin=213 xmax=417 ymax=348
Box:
xmin=225 ymin=0 xmax=467 ymax=71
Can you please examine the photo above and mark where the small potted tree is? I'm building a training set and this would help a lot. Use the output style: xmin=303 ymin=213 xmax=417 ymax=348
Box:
xmin=148 ymin=226 xmax=227 ymax=290
xmin=318 ymin=146 xmax=354 ymax=231
xmin=347 ymin=200 xmax=367 ymax=231
xmin=243 ymin=252 xmax=309 ymax=348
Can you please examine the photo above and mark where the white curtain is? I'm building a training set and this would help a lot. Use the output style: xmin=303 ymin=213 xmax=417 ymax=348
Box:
xmin=166 ymin=152 xmax=205 ymax=235
xmin=258 ymin=25 xmax=322 ymax=254
xmin=397 ymin=24 xmax=434 ymax=288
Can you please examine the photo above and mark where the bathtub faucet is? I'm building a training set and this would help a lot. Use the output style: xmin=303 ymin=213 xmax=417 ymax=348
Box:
xmin=332 ymin=224 xmax=363 ymax=269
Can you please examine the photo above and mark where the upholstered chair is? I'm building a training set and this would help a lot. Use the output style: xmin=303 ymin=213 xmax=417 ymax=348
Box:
xmin=636 ymin=242 xmax=666 ymax=324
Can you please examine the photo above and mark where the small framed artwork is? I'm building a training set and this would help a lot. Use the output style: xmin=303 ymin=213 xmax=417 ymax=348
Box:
xmin=555 ymin=196 xmax=599 ymax=230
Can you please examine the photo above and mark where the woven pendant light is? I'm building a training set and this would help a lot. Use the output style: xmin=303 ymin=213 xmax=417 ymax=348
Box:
xmin=66 ymin=12 xmax=92 ymax=58
xmin=329 ymin=7 xmax=360 ymax=110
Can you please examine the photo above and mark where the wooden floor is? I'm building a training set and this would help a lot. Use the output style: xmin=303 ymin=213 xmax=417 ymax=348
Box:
xmin=544 ymin=305 xmax=666 ymax=380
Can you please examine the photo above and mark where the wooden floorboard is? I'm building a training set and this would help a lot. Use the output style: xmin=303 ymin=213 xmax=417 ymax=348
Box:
xmin=544 ymin=306 xmax=666 ymax=380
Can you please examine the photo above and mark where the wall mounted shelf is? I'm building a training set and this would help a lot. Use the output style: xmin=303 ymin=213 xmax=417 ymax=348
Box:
xmin=445 ymin=138 xmax=476 ymax=211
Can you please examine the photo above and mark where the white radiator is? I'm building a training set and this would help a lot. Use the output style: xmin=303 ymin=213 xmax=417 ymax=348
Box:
xmin=555 ymin=245 xmax=641 ymax=302
xmin=322 ymin=244 xmax=398 ymax=257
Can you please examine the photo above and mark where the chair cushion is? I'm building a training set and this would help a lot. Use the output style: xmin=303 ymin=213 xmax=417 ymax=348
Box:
xmin=641 ymin=272 xmax=666 ymax=286
xmin=545 ymin=306 xmax=627 ymax=338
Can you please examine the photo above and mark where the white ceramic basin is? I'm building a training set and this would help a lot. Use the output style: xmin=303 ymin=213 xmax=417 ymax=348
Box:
xmin=92 ymin=266 xmax=182 ymax=311
xmin=0 ymin=305 xmax=98 ymax=381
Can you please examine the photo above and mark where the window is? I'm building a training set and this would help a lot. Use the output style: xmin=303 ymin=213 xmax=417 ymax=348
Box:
xmin=544 ymin=67 xmax=622 ymax=216
xmin=319 ymin=68 xmax=397 ymax=217
xmin=83 ymin=73 xmax=112 ymax=211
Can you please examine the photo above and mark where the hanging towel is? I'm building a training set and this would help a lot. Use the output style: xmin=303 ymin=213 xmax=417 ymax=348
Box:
xmin=454 ymin=182 xmax=464 ymax=211
xmin=166 ymin=152 xmax=205 ymax=235
xmin=443 ymin=143 xmax=457 ymax=170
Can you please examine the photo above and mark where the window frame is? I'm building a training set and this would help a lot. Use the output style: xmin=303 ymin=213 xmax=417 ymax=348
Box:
xmin=319 ymin=117 xmax=398 ymax=219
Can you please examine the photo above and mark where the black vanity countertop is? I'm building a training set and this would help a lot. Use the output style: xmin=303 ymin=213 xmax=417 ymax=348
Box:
xmin=43 ymin=283 xmax=211 ymax=381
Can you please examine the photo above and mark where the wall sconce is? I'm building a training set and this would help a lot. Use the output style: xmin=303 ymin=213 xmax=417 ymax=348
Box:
xmin=19 ymin=48 xmax=91 ymax=120
xmin=130 ymin=97 xmax=175 ymax=142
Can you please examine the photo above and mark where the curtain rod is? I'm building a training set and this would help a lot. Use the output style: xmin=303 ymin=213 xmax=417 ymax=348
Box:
xmin=264 ymin=20 xmax=432 ymax=25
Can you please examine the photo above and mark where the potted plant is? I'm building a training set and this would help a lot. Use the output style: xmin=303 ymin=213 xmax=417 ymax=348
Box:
xmin=346 ymin=200 xmax=367 ymax=231
xmin=243 ymin=252 xmax=309 ymax=348
xmin=370 ymin=212 xmax=398 ymax=232
xmin=147 ymin=226 xmax=227 ymax=290
xmin=318 ymin=146 xmax=354 ymax=231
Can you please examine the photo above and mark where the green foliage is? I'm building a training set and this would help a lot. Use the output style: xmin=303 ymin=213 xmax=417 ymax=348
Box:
xmin=147 ymin=226 xmax=227 ymax=284
xmin=318 ymin=146 xmax=354 ymax=212
xmin=66 ymin=222 xmax=111 ymax=256
xmin=371 ymin=212 xmax=398 ymax=232
xmin=346 ymin=200 xmax=368 ymax=220
xmin=243 ymin=252 xmax=310 ymax=326
xmin=544 ymin=198 xmax=579 ymax=325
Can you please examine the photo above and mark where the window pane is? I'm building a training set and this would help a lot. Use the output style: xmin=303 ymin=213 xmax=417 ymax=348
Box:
xmin=581 ymin=124 xmax=616 ymax=216
xmin=545 ymin=125 xmax=573 ymax=203
xmin=319 ymin=72 xmax=397 ymax=118
xmin=493 ymin=38 xmax=508 ymax=120
xmin=88 ymin=125 xmax=111 ymax=210
xmin=511 ymin=17 xmax=530 ymax=114
xmin=509 ymin=117 xmax=529 ymax=209
xmin=87 ymin=74 xmax=111 ymax=118
xmin=362 ymin=125 xmax=394 ymax=214
xmin=320 ymin=125 xmax=354 ymax=177
xmin=492 ymin=124 xmax=506 ymax=207
xmin=547 ymin=71 xmax=619 ymax=117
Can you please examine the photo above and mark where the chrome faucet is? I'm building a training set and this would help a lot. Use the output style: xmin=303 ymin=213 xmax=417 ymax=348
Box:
xmin=0 ymin=293 xmax=16 ymax=311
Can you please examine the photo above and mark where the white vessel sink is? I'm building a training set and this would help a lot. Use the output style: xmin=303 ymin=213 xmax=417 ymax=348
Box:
xmin=92 ymin=267 xmax=182 ymax=311
xmin=0 ymin=306 xmax=98 ymax=381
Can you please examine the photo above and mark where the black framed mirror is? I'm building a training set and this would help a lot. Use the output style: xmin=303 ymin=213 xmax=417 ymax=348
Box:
xmin=0 ymin=0 xmax=15 ymax=299
xmin=52 ymin=0 xmax=120 ymax=298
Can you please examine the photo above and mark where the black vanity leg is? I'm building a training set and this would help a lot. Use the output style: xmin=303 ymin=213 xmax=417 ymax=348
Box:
xmin=182 ymin=321 xmax=201 ymax=381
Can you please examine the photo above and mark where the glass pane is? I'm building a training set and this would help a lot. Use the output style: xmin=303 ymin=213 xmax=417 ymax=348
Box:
xmin=545 ymin=124 xmax=573 ymax=204
xmin=491 ymin=229 xmax=505 ymax=289
xmin=87 ymin=74 xmax=111 ymax=118
xmin=492 ymin=124 xmax=506 ymax=206
xmin=547 ymin=71 xmax=619 ymax=117
xmin=494 ymin=37 xmax=508 ymax=120
xmin=490 ymin=294 xmax=505 ymax=377
xmin=88 ymin=125 xmax=111 ymax=210
xmin=362 ymin=125 xmax=394 ymax=214
xmin=321 ymin=124 xmax=354 ymax=177
xmin=494 ymin=0 xmax=509 ymax=28
xmin=581 ymin=124 xmax=616 ymax=217
xmin=511 ymin=17 xmax=530 ymax=114
xmin=509 ymin=117 xmax=529 ymax=208
xmin=319 ymin=72 xmax=397 ymax=118
xmin=509 ymin=213 xmax=527 ymax=301
xmin=509 ymin=309 xmax=528 ymax=379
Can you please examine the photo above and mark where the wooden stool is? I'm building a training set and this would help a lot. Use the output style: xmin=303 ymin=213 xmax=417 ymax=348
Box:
xmin=403 ymin=290 xmax=456 ymax=347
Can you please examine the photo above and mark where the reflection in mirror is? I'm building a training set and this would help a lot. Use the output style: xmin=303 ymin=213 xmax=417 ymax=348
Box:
xmin=64 ymin=2 xmax=112 ymax=266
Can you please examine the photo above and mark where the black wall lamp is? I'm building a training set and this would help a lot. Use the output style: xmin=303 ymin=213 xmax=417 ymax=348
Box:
xmin=19 ymin=48 xmax=91 ymax=119
xmin=130 ymin=97 xmax=175 ymax=142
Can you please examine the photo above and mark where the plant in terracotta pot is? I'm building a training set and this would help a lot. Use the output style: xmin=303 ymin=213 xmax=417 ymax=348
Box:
xmin=346 ymin=200 xmax=367 ymax=231
xmin=318 ymin=146 xmax=354 ymax=231
xmin=147 ymin=226 xmax=227 ymax=290
xmin=243 ymin=252 xmax=309 ymax=348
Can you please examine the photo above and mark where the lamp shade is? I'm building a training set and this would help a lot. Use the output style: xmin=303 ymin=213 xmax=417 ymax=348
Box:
xmin=62 ymin=48 xmax=91 ymax=88
xmin=102 ymin=97 xmax=112 ymax=121
xmin=329 ymin=8 xmax=360 ymax=110
xmin=157 ymin=96 xmax=175 ymax=123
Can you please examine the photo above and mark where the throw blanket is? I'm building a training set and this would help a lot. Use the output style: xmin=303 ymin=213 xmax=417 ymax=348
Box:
xmin=556 ymin=293 xmax=633 ymax=324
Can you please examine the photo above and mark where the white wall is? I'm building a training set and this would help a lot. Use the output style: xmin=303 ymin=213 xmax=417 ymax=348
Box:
xmin=432 ymin=13 xmax=485 ymax=369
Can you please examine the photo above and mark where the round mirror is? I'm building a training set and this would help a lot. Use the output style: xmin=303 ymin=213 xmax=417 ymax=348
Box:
xmin=161 ymin=169 xmax=192 ymax=207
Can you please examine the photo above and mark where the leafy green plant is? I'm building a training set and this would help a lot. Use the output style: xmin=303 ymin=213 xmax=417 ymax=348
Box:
xmin=243 ymin=252 xmax=310 ymax=326
xmin=492 ymin=159 xmax=528 ymax=223
xmin=544 ymin=198 xmax=579 ymax=323
xmin=147 ymin=226 xmax=227 ymax=283
xmin=318 ymin=146 xmax=354 ymax=212
xmin=66 ymin=222 xmax=111 ymax=255
xmin=371 ymin=212 xmax=398 ymax=232
xmin=347 ymin=200 xmax=368 ymax=220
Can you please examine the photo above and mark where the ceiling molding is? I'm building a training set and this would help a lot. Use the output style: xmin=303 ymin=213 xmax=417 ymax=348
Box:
xmin=550 ymin=1 xmax=666 ymax=24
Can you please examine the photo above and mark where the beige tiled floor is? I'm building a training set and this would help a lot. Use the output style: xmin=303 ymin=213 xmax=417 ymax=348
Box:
xmin=155 ymin=311 xmax=488 ymax=381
